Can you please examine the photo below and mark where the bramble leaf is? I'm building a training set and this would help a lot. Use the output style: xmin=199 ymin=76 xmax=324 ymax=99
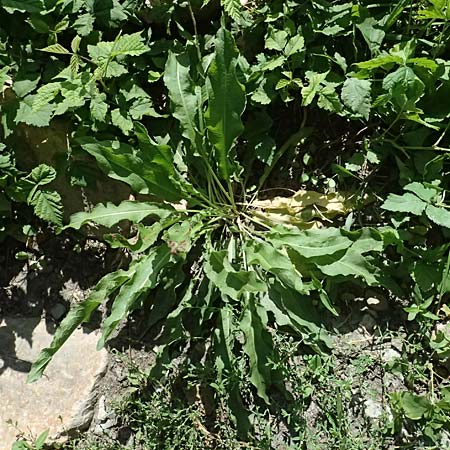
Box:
xmin=341 ymin=78 xmax=372 ymax=120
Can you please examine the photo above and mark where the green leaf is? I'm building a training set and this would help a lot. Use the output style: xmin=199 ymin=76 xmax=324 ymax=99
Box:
xmin=399 ymin=392 xmax=432 ymax=420
xmin=28 ymin=269 xmax=131 ymax=382
xmin=205 ymin=28 xmax=246 ymax=181
xmin=245 ymin=241 xmax=306 ymax=294
xmin=222 ymin=0 xmax=242 ymax=20
xmin=32 ymin=83 xmax=61 ymax=111
xmin=356 ymin=54 xmax=403 ymax=70
xmin=341 ymin=78 xmax=372 ymax=120
xmin=382 ymin=66 xmax=425 ymax=108
xmin=268 ymin=227 xmax=352 ymax=259
xmin=318 ymin=250 xmax=379 ymax=285
xmin=381 ymin=192 xmax=427 ymax=215
xmin=425 ymin=205 xmax=450 ymax=229
xmin=34 ymin=429 xmax=49 ymax=450
xmin=64 ymin=200 xmax=175 ymax=230
xmin=404 ymin=182 xmax=438 ymax=202
xmin=30 ymin=164 xmax=56 ymax=186
xmin=90 ymin=94 xmax=108 ymax=122
xmin=104 ymin=222 xmax=165 ymax=253
xmin=98 ymin=246 xmax=171 ymax=348
xmin=29 ymin=190 xmax=63 ymax=226
xmin=301 ymin=71 xmax=329 ymax=107
xmin=39 ymin=43 xmax=71 ymax=55
xmin=164 ymin=51 xmax=201 ymax=148
xmin=73 ymin=13 xmax=94 ymax=36
xmin=356 ymin=17 xmax=385 ymax=54
xmin=15 ymin=95 xmax=53 ymax=127
xmin=240 ymin=297 xmax=273 ymax=403
xmin=284 ymin=34 xmax=305 ymax=57
xmin=78 ymin=138 xmax=184 ymax=201
xmin=2 ymin=0 xmax=44 ymax=12
xmin=204 ymin=250 xmax=267 ymax=301
xmin=111 ymin=108 xmax=133 ymax=135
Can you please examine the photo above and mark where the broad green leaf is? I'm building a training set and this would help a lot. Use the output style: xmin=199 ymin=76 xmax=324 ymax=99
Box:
xmin=111 ymin=108 xmax=133 ymax=135
xmin=204 ymin=250 xmax=267 ymax=301
xmin=318 ymin=250 xmax=379 ymax=285
xmin=32 ymin=83 xmax=61 ymax=111
xmin=356 ymin=17 xmax=385 ymax=54
xmin=245 ymin=241 xmax=306 ymax=293
xmin=404 ymin=182 xmax=438 ymax=202
xmin=78 ymin=138 xmax=184 ymax=200
xmin=268 ymin=227 xmax=352 ymax=259
xmin=240 ymin=297 xmax=273 ymax=403
xmin=425 ymin=205 xmax=450 ymax=229
xmin=98 ymin=246 xmax=171 ymax=348
xmin=64 ymin=200 xmax=175 ymax=230
xmin=382 ymin=66 xmax=424 ymax=108
xmin=28 ymin=269 xmax=131 ymax=382
xmin=205 ymin=27 xmax=245 ymax=181
xmin=29 ymin=190 xmax=63 ymax=226
xmin=356 ymin=54 xmax=402 ymax=70
xmin=341 ymin=78 xmax=372 ymax=120
xmin=399 ymin=392 xmax=432 ymax=420
xmin=301 ymin=71 xmax=329 ymax=107
xmin=264 ymin=282 xmax=332 ymax=349
xmin=34 ymin=430 xmax=49 ymax=450
xmin=2 ymin=0 xmax=44 ymax=12
xmin=381 ymin=192 xmax=427 ymax=215
xmin=73 ymin=13 xmax=94 ymax=36
xmin=111 ymin=32 xmax=149 ymax=57
xmin=318 ymin=85 xmax=342 ymax=113
xmin=164 ymin=51 xmax=200 ymax=148
xmin=265 ymin=28 xmax=288 ymax=51
xmin=284 ymin=35 xmax=305 ymax=57
xmin=90 ymin=94 xmax=108 ymax=122
xmin=15 ymin=95 xmax=53 ymax=127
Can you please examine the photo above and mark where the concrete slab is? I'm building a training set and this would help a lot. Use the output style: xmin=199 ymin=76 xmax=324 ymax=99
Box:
xmin=0 ymin=317 xmax=108 ymax=449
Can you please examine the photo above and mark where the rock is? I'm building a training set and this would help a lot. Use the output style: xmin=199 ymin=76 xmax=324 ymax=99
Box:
xmin=381 ymin=348 xmax=401 ymax=363
xmin=364 ymin=398 xmax=383 ymax=419
xmin=0 ymin=317 xmax=108 ymax=447
xmin=366 ymin=296 xmax=389 ymax=312
xmin=50 ymin=303 xmax=67 ymax=321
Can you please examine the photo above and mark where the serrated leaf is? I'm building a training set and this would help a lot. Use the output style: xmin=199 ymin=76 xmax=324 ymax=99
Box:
xmin=301 ymin=71 xmax=329 ymax=107
xmin=383 ymin=66 xmax=424 ymax=108
xmin=73 ymin=13 xmax=94 ymax=36
xmin=30 ymin=164 xmax=56 ymax=185
xmin=70 ymin=54 xmax=80 ymax=76
xmin=404 ymin=182 xmax=438 ymax=202
xmin=356 ymin=54 xmax=403 ymax=70
xmin=104 ymin=222 xmax=164 ymax=253
xmin=64 ymin=200 xmax=175 ymax=230
xmin=15 ymin=95 xmax=53 ymax=127
xmin=284 ymin=34 xmax=305 ymax=57
xmin=425 ymin=205 xmax=450 ymax=229
xmin=32 ymin=83 xmax=61 ymax=111
xmin=90 ymin=94 xmax=108 ymax=122
xmin=222 ymin=0 xmax=242 ymax=20
xmin=29 ymin=190 xmax=63 ymax=226
xmin=39 ymin=43 xmax=71 ymax=55
xmin=28 ymin=269 xmax=131 ymax=382
xmin=204 ymin=250 xmax=267 ymax=301
xmin=111 ymin=108 xmax=133 ymax=135
xmin=205 ymin=28 xmax=245 ymax=181
xmin=71 ymin=35 xmax=82 ymax=53
xmin=341 ymin=78 xmax=372 ymax=120
xmin=111 ymin=32 xmax=150 ymax=57
xmin=98 ymin=246 xmax=171 ymax=348
xmin=381 ymin=192 xmax=427 ymax=215
xmin=399 ymin=393 xmax=432 ymax=420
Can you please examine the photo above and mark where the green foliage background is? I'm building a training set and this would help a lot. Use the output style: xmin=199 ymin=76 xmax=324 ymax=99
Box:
xmin=2 ymin=0 xmax=450 ymax=447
